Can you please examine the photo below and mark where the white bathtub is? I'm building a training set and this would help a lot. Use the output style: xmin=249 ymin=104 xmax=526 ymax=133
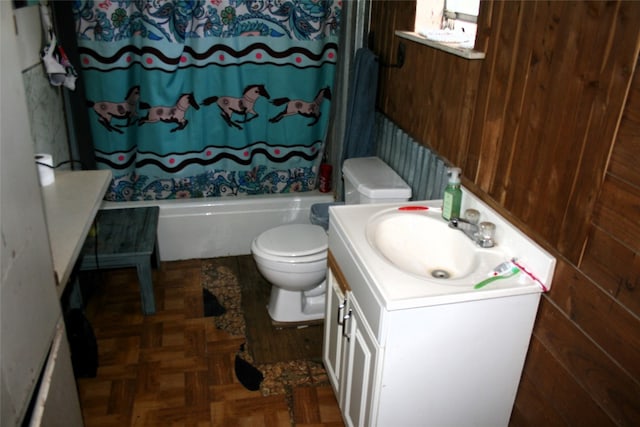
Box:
xmin=101 ymin=191 xmax=334 ymax=261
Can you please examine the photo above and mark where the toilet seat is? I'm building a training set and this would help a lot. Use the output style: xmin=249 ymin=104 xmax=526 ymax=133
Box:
xmin=253 ymin=224 xmax=327 ymax=262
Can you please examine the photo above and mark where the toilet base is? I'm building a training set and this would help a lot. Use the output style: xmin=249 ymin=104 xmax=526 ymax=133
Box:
xmin=267 ymin=283 xmax=326 ymax=323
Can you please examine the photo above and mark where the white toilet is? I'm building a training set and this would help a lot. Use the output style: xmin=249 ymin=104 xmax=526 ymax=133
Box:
xmin=251 ymin=157 xmax=412 ymax=323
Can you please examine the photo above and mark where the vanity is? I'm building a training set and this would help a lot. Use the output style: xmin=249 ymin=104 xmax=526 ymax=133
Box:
xmin=323 ymin=193 xmax=556 ymax=427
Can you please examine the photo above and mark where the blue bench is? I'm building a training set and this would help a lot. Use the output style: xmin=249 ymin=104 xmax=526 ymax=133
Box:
xmin=80 ymin=207 xmax=160 ymax=315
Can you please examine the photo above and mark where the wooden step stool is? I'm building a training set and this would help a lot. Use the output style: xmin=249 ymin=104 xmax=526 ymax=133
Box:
xmin=80 ymin=207 xmax=160 ymax=315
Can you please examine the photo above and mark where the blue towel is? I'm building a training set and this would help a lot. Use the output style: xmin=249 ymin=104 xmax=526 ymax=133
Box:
xmin=342 ymin=48 xmax=379 ymax=162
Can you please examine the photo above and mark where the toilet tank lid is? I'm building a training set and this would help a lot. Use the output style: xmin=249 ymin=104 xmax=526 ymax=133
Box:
xmin=343 ymin=157 xmax=412 ymax=199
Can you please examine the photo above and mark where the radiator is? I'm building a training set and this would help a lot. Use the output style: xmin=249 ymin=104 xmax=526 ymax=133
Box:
xmin=375 ymin=112 xmax=449 ymax=201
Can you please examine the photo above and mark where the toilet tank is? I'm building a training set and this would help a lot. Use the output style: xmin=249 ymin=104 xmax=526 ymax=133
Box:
xmin=343 ymin=157 xmax=412 ymax=204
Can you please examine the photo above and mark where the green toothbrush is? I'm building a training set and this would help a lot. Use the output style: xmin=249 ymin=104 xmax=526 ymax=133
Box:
xmin=474 ymin=262 xmax=520 ymax=289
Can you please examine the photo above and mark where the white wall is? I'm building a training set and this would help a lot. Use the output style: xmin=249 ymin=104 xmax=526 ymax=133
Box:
xmin=14 ymin=4 xmax=71 ymax=169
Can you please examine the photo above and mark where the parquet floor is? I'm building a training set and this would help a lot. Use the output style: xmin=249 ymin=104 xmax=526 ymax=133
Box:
xmin=76 ymin=258 xmax=344 ymax=427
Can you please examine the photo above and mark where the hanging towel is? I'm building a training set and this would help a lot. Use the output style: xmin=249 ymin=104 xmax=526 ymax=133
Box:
xmin=40 ymin=3 xmax=77 ymax=90
xmin=341 ymin=48 xmax=379 ymax=162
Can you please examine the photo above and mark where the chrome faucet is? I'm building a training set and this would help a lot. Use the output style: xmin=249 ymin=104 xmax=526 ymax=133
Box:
xmin=448 ymin=216 xmax=496 ymax=248
xmin=448 ymin=217 xmax=479 ymax=239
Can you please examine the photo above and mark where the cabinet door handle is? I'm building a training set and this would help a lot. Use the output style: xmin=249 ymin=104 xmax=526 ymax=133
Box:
xmin=342 ymin=308 xmax=352 ymax=341
xmin=337 ymin=298 xmax=346 ymax=326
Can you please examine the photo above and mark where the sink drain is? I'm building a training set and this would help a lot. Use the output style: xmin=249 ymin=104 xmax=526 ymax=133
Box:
xmin=431 ymin=269 xmax=451 ymax=279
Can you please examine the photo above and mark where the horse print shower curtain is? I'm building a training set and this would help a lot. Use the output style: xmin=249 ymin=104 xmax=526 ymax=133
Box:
xmin=73 ymin=0 xmax=340 ymax=200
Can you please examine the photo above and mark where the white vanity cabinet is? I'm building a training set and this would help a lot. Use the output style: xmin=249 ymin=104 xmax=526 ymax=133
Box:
xmin=323 ymin=200 xmax=554 ymax=427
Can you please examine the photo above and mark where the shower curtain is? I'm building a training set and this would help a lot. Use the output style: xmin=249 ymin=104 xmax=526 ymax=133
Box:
xmin=72 ymin=0 xmax=341 ymax=201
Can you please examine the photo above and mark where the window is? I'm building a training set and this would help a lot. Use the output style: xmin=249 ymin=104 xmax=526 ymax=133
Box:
xmin=395 ymin=0 xmax=483 ymax=59
xmin=415 ymin=0 xmax=479 ymax=48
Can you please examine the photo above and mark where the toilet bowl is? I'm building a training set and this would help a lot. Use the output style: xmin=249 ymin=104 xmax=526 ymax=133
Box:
xmin=251 ymin=223 xmax=328 ymax=292
xmin=251 ymin=156 xmax=412 ymax=323
xmin=251 ymin=223 xmax=329 ymax=322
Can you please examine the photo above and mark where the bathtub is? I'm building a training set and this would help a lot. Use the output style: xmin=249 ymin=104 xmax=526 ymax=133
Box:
xmin=101 ymin=191 xmax=334 ymax=261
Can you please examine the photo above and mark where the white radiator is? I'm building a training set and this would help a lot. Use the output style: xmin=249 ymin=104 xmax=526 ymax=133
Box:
xmin=375 ymin=112 xmax=449 ymax=201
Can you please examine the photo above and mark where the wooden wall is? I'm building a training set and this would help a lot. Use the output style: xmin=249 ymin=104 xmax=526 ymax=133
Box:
xmin=369 ymin=1 xmax=640 ymax=425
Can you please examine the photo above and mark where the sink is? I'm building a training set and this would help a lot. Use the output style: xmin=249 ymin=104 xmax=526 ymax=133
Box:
xmin=330 ymin=197 xmax=556 ymax=307
xmin=365 ymin=210 xmax=503 ymax=281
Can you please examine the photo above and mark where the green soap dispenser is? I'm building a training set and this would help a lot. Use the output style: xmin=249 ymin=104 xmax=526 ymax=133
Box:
xmin=442 ymin=167 xmax=462 ymax=221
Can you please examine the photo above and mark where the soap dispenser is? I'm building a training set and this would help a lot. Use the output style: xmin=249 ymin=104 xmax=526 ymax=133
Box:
xmin=442 ymin=167 xmax=462 ymax=221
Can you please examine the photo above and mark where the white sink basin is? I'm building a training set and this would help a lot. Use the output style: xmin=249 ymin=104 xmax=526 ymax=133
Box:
xmin=330 ymin=198 xmax=556 ymax=309
xmin=365 ymin=210 xmax=504 ymax=282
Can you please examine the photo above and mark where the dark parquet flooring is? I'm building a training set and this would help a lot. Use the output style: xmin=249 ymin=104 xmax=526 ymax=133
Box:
xmin=76 ymin=258 xmax=344 ymax=427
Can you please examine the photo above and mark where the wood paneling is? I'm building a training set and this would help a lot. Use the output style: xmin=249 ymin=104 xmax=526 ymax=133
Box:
xmin=516 ymin=337 xmax=614 ymax=427
xmin=610 ymin=58 xmax=640 ymax=185
xmin=592 ymin=174 xmax=640 ymax=253
xmin=549 ymin=258 xmax=640 ymax=388
xmin=555 ymin=1 xmax=640 ymax=262
xmin=370 ymin=1 xmax=640 ymax=425
xmin=581 ymin=225 xmax=640 ymax=315
xmin=534 ymin=291 xmax=640 ymax=425
xmin=371 ymin=1 xmax=482 ymax=168
xmin=469 ymin=0 xmax=640 ymax=262
xmin=469 ymin=0 xmax=529 ymax=194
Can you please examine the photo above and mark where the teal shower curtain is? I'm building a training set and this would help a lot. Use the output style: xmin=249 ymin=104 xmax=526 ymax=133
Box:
xmin=73 ymin=0 xmax=341 ymax=200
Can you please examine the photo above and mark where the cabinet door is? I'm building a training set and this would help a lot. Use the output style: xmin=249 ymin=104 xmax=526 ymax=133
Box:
xmin=323 ymin=267 xmax=347 ymax=394
xmin=340 ymin=297 xmax=377 ymax=427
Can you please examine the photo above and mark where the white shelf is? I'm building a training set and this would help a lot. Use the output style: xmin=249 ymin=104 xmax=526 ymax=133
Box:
xmin=395 ymin=31 xmax=485 ymax=60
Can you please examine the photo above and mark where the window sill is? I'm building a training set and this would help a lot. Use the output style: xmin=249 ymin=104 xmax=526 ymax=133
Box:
xmin=395 ymin=31 xmax=485 ymax=60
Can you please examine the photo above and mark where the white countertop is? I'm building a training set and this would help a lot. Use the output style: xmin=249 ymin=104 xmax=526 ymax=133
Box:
xmin=41 ymin=170 xmax=112 ymax=296
xmin=329 ymin=198 xmax=556 ymax=310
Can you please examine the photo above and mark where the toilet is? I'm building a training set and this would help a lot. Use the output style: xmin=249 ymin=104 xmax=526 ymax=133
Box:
xmin=251 ymin=157 xmax=412 ymax=323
